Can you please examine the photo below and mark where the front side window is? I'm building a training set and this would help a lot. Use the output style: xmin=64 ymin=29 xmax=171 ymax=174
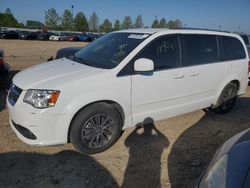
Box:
xmin=72 ymin=32 xmax=149 ymax=69
xmin=135 ymin=35 xmax=180 ymax=70
xmin=181 ymin=34 xmax=219 ymax=66
xmin=221 ymin=36 xmax=246 ymax=61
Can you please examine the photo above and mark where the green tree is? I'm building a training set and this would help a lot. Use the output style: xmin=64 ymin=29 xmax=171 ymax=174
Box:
xmin=159 ymin=18 xmax=168 ymax=28
xmin=113 ymin=20 xmax=121 ymax=31
xmin=168 ymin=20 xmax=175 ymax=29
xmin=45 ymin=8 xmax=60 ymax=29
xmin=122 ymin=16 xmax=133 ymax=29
xmin=88 ymin=12 xmax=99 ymax=32
xmin=4 ymin=8 xmax=12 ymax=15
xmin=74 ymin=12 xmax=88 ymax=32
xmin=151 ymin=19 xmax=159 ymax=28
xmin=134 ymin=15 xmax=143 ymax=28
xmin=26 ymin=20 xmax=44 ymax=29
xmin=61 ymin=9 xmax=73 ymax=30
xmin=19 ymin=23 xmax=25 ymax=28
xmin=0 ymin=9 xmax=20 ymax=27
xmin=99 ymin=19 xmax=112 ymax=33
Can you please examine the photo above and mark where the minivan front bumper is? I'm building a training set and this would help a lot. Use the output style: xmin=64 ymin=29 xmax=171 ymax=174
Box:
xmin=7 ymin=90 xmax=72 ymax=146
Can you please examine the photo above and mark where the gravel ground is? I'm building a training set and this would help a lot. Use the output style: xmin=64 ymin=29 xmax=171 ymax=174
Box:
xmin=1 ymin=39 xmax=250 ymax=188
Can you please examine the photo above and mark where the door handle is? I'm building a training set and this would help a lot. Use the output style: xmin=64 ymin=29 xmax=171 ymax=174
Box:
xmin=189 ymin=72 xmax=199 ymax=77
xmin=173 ymin=74 xmax=184 ymax=79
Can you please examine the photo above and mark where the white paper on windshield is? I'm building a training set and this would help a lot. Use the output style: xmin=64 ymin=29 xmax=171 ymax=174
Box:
xmin=128 ymin=34 xmax=149 ymax=39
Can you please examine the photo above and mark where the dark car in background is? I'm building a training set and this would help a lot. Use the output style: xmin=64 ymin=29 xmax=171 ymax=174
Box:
xmin=36 ymin=32 xmax=54 ymax=40
xmin=0 ymin=30 xmax=19 ymax=39
xmin=87 ymin=33 xmax=99 ymax=41
xmin=78 ymin=33 xmax=99 ymax=42
xmin=197 ymin=128 xmax=250 ymax=188
xmin=18 ymin=31 xmax=37 ymax=40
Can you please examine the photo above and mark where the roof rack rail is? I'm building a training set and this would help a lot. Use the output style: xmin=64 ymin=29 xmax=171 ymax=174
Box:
xmin=178 ymin=27 xmax=231 ymax=33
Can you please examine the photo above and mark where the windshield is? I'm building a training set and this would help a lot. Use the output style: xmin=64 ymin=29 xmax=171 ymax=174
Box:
xmin=72 ymin=32 xmax=149 ymax=69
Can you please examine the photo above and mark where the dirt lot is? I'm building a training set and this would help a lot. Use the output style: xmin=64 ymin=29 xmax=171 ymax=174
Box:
xmin=1 ymin=39 xmax=250 ymax=188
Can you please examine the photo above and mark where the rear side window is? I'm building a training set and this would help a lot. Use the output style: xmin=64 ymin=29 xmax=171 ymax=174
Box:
xmin=181 ymin=34 xmax=219 ymax=66
xmin=220 ymin=36 xmax=246 ymax=60
xmin=135 ymin=35 xmax=180 ymax=70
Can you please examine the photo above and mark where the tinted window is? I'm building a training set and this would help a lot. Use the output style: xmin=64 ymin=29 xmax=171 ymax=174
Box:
xmin=72 ymin=32 xmax=149 ymax=69
xmin=221 ymin=36 xmax=246 ymax=60
xmin=241 ymin=35 xmax=249 ymax=45
xmin=135 ymin=35 xmax=180 ymax=70
xmin=181 ymin=34 xmax=219 ymax=66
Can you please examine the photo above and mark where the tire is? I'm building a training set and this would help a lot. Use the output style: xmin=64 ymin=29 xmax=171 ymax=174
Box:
xmin=70 ymin=102 xmax=123 ymax=154
xmin=211 ymin=82 xmax=238 ymax=114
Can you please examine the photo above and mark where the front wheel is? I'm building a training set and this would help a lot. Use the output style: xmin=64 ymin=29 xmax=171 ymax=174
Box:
xmin=211 ymin=82 xmax=238 ymax=114
xmin=70 ymin=102 xmax=123 ymax=154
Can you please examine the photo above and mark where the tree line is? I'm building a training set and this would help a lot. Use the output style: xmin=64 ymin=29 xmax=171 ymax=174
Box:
xmin=45 ymin=8 xmax=183 ymax=32
xmin=0 ymin=8 xmax=183 ymax=33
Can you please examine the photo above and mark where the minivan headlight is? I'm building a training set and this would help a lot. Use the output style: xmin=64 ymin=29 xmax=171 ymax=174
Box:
xmin=24 ymin=89 xmax=60 ymax=108
xmin=198 ymin=154 xmax=228 ymax=188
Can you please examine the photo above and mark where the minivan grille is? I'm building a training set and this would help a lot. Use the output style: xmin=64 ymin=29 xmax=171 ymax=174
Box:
xmin=8 ymin=84 xmax=23 ymax=106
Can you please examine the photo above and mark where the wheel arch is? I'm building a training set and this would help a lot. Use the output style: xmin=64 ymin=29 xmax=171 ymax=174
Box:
xmin=213 ymin=77 xmax=240 ymax=107
xmin=67 ymin=100 xmax=125 ymax=143
xmin=231 ymin=79 xmax=240 ymax=90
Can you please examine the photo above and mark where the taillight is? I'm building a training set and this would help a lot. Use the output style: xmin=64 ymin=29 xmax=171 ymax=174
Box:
xmin=0 ymin=58 xmax=3 ymax=65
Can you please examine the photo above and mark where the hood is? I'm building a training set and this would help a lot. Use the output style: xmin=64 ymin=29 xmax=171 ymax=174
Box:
xmin=13 ymin=58 xmax=105 ymax=90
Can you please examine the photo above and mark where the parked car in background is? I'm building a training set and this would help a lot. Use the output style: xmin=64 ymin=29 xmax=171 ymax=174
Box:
xmin=0 ymin=49 xmax=10 ymax=75
xmin=37 ymin=32 xmax=54 ymax=41
xmin=18 ymin=31 xmax=37 ymax=40
xmin=77 ymin=33 xmax=100 ymax=42
xmin=197 ymin=128 xmax=250 ymax=188
xmin=49 ymin=33 xmax=68 ymax=41
xmin=65 ymin=35 xmax=80 ymax=42
xmin=0 ymin=30 xmax=19 ymax=39
xmin=78 ymin=33 xmax=92 ymax=42
xmin=7 ymin=29 xmax=249 ymax=154
xmin=87 ymin=33 xmax=99 ymax=41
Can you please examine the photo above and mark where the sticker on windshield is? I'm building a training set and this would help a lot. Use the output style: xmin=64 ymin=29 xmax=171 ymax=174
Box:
xmin=128 ymin=34 xmax=149 ymax=39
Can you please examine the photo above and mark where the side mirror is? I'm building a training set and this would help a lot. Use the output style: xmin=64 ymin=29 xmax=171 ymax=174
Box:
xmin=134 ymin=58 xmax=154 ymax=72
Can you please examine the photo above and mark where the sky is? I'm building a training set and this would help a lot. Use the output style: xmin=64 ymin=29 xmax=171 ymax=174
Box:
xmin=0 ymin=0 xmax=249 ymax=33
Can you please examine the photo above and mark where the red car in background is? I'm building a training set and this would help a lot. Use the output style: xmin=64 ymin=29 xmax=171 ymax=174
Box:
xmin=65 ymin=35 xmax=80 ymax=41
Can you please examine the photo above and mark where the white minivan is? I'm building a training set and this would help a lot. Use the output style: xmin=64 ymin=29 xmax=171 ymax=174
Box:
xmin=7 ymin=29 xmax=249 ymax=154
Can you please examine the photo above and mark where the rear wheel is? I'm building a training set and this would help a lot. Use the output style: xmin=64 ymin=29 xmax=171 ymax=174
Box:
xmin=211 ymin=82 xmax=238 ymax=114
xmin=70 ymin=102 xmax=123 ymax=154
